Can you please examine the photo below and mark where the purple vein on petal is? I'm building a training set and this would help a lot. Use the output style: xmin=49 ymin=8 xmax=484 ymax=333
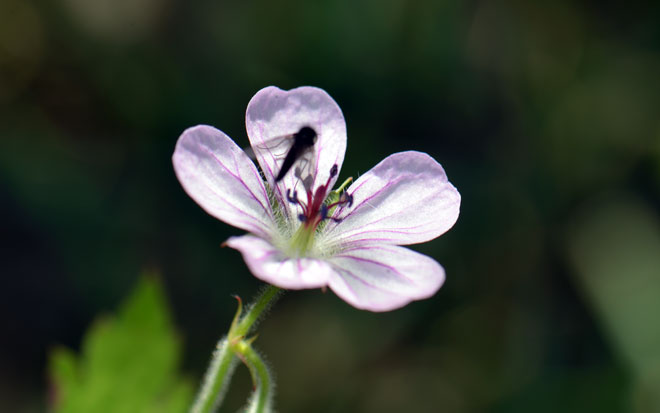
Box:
xmin=324 ymin=177 xmax=453 ymax=242
xmin=322 ymin=177 xmax=401 ymax=236
xmin=354 ymin=226 xmax=437 ymax=237
xmin=255 ymin=249 xmax=279 ymax=262
xmin=187 ymin=167 xmax=270 ymax=234
xmin=329 ymin=238 xmax=403 ymax=250
xmin=335 ymin=227 xmax=439 ymax=246
xmin=341 ymin=177 xmax=402 ymax=220
xmin=330 ymin=261 xmax=403 ymax=296
xmin=246 ymin=151 xmax=273 ymax=210
xmin=192 ymin=144 xmax=274 ymax=235
xmin=345 ymin=175 xmax=372 ymax=195
xmin=201 ymin=145 xmax=274 ymax=223
xmin=333 ymin=253 xmax=417 ymax=284
xmin=343 ymin=187 xmax=459 ymax=238
xmin=341 ymin=216 xmax=436 ymax=238
xmin=230 ymin=149 xmax=273 ymax=222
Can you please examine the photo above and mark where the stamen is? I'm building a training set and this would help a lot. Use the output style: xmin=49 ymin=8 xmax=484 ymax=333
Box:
xmin=286 ymin=189 xmax=299 ymax=205
xmin=294 ymin=166 xmax=314 ymax=192
xmin=287 ymin=188 xmax=310 ymax=217
xmin=320 ymin=165 xmax=337 ymax=193
xmin=287 ymin=164 xmax=353 ymax=232
xmin=341 ymin=192 xmax=354 ymax=207
xmin=303 ymin=176 xmax=314 ymax=191
xmin=319 ymin=205 xmax=342 ymax=223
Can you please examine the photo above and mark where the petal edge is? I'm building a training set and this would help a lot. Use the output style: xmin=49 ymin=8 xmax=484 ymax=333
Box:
xmin=327 ymin=244 xmax=446 ymax=312
xmin=173 ymin=125 xmax=275 ymax=239
xmin=245 ymin=86 xmax=347 ymax=214
xmin=322 ymin=151 xmax=460 ymax=247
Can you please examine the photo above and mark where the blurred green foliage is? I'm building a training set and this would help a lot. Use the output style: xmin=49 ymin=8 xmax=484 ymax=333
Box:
xmin=568 ymin=197 xmax=660 ymax=412
xmin=49 ymin=276 xmax=192 ymax=413
xmin=2 ymin=0 xmax=660 ymax=412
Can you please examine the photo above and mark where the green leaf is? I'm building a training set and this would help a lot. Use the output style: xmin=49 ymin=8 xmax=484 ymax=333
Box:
xmin=49 ymin=274 xmax=193 ymax=413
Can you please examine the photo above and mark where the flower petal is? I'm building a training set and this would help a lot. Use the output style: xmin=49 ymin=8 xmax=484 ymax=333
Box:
xmin=326 ymin=244 xmax=445 ymax=312
xmin=245 ymin=86 xmax=347 ymax=214
xmin=173 ymin=125 xmax=276 ymax=239
xmin=225 ymin=235 xmax=334 ymax=289
xmin=322 ymin=151 xmax=460 ymax=247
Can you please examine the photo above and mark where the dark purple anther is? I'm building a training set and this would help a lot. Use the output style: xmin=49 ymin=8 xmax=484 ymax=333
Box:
xmin=345 ymin=192 xmax=354 ymax=207
xmin=286 ymin=189 xmax=299 ymax=205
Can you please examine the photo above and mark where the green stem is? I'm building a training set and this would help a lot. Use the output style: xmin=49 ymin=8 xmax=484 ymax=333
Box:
xmin=190 ymin=337 xmax=238 ymax=413
xmin=189 ymin=285 xmax=282 ymax=413
xmin=235 ymin=341 xmax=273 ymax=413
xmin=235 ymin=285 xmax=281 ymax=337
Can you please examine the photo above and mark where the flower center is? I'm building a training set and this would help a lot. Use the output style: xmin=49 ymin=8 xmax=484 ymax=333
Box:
xmin=285 ymin=164 xmax=353 ymax=255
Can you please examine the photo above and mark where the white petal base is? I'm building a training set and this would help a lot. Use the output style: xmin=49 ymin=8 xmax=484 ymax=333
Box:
xmin=226 ymin=235 xmax=334 ymax=289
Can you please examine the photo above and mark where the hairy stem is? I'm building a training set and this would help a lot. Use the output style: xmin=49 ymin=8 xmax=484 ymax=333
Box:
xmin=235 ymin=341 xmax=273 ymax=413
xmin=190 ymin=337 xmax=238 ymax=413
xmin=190 ymin=285 xmax=281 ymax=413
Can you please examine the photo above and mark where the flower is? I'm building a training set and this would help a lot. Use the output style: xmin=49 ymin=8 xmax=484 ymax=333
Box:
xmin=173 ymin=86 xmax=460 ymax=311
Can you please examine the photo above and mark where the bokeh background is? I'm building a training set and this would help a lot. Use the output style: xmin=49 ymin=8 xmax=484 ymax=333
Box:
xmin=2 ymin=0 xmax=660 ymax=412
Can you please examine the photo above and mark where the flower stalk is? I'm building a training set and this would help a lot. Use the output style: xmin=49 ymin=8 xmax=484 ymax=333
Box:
xmin=239 ymin=342 xmax=274 ymax=413
xmin=190 ymin=286 xmax=281 ymax=413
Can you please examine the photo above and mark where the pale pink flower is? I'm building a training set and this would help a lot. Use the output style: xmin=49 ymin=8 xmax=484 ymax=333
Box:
xmin=173 ymin=86 xmax=460 ymax=311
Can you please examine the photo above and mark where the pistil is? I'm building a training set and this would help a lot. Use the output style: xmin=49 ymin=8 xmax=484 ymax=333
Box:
xmin=285 ymin=165 xmax=353 ymax=256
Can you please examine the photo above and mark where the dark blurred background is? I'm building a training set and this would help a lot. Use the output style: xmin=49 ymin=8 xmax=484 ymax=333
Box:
xmin=2 ymin=0 xmax=660 ymax=412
